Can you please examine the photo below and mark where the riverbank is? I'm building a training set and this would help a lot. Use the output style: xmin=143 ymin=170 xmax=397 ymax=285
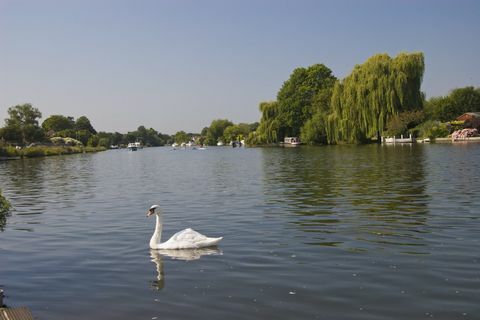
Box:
xmin=0 ymin=145 xmax=106 ymax=160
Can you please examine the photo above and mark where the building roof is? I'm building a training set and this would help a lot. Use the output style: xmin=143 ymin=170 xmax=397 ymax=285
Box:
xmin=457 ymin=112 xmax=480 ymax=120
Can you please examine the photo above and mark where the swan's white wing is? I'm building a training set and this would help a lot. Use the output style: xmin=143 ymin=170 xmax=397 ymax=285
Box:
xmin=158 ymin=228 xmax=222 ymax=249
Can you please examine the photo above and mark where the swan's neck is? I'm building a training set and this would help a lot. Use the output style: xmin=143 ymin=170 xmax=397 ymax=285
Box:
xmin=150 ymin=213 xmax=163 ymax=247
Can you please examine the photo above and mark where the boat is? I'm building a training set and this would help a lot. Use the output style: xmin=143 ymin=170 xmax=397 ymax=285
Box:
xmin=127 ymin=142 xmax=138 ymax=151
xmin=283 ymin=137 xmax=301 ymax=146
xmin=382 ymin=134 xmax=416 ymax=144
xmin=217 ymin=141 xmax=224 ymax=146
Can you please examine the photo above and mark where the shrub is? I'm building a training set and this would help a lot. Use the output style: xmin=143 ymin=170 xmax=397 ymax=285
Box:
xmin=413 ymin=120 xmax=450 ymax=140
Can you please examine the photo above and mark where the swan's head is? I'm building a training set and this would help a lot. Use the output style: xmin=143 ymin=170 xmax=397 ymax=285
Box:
xmin=147 ymin=204 xmax=160 ymax=217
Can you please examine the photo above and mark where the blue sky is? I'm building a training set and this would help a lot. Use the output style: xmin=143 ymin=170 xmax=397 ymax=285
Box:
xmin=1 ymin=0 xmax=479 ymax=134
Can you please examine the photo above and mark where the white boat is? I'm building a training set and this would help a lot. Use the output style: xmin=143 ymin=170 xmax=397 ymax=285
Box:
xmin=217 ymin=141 xmax=224 ymax=146
xmin=382 ymin=134 xmax=416 ymax=144
xmin=127 ymin=142 xmax=138 ymax=151
xmin=283 ymin=137 xmax=301 ymax=146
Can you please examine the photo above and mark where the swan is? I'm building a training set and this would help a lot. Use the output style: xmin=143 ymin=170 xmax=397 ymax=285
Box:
xmin=147 ymin=204 xmax=223 ymax=249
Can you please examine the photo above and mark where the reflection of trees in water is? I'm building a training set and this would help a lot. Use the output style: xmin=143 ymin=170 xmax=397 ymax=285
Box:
xmin=0 ymin=212 xmax=7 ymax=231
xmin=0 ymin=156 xmax=97 ymax=217
xmin=262 ymin=145 xmax=429 ymax=253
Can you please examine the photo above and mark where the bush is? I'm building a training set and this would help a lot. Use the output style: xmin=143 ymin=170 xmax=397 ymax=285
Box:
xmin=413 ymin=120 xmax=450 ymax=140
xmin=0 ymin=146 xmax=20 ymax=157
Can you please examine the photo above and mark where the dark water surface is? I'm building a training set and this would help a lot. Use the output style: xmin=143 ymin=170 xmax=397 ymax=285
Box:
xmin=1 ymin=145 xmax=479 ymax=319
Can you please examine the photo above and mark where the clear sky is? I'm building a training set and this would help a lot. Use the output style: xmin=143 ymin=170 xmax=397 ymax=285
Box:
xmin=1 ymin=0 xmax=479 ymax=134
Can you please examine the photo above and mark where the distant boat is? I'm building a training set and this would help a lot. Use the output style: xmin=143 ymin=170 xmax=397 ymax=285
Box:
xmin=217 ymin=141 xmax=224 ymax=146
xmin=127 ymin=142 xmax=138 ymax=151
xmin=110 ymin=145 xmax=119 ymax=149
xmin=283 ymin=137 xmax=301 ymax=146
xmin=172 ymin=142 xmax=179 ymax=148
xmin=382 ymin=134 xmax=416 ymax=144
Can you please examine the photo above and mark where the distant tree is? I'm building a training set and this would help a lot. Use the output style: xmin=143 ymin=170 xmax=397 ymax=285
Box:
xmin=204 ymin=119 xmax=233 ymax=145
xmin=76 ymin=130 xmax=92 ymax=146
xmin=253 ymin=101 xmax=281 ymax=144
xmin=223 ymin=123 xmax=251 ymax=142
xmin=174 ymin=131 xmax=189 ymax=144
xmin=425 ymin=87 xmax=480 ymax=121
xmin=2 ymin=103 xmax=45 ymax=144
xmin=42 ymin=115 xmax=75 ymax=133
xmin=75 ymin=116 xmax=97 ymax=134
xmin=87 ymin=135 xmax=99 ymax=147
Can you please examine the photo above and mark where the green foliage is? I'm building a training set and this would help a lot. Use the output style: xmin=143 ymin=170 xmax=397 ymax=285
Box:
xmin=253 ymin=101 xmax=281 ymax=144
xmin=277 ymin=64 xmax=337 ymax=137
xmin=174 ymin=131 xmax=189 ymax=144
xmin=223 ymin=123 xmax=251 ymax=142
xmin=1 ymin=103 xmax=45 ymax=145
xmin=327 ymin=52 xmax=425 ymax=143
xmin=42 ymin=115 xmax=75 ymax=133
xmin=204 ymin=119 xmax=233 ymax=145
xmin=412 ymin=120 xmax=449 ymax=139
xmin=385 ymin=110 xmax=425 ymax=136
xmin=75 ymin=116 xmax=97 ymax=134
xmin=425 ymin=87 xmax=480 ymax=121
xmin=0 ymin=145 xmax=20 ymax=157
xmin=300 ymin=113 xmax=327 ymax=144
xmin=87 ymin=135 xmax=99 ymax=147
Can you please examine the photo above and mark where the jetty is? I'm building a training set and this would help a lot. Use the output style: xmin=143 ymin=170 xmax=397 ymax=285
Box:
xmin=0 ymin=290 xmax=34 ymax=320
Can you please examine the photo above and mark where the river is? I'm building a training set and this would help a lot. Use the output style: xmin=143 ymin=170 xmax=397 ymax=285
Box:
xmin=0 ymin=144 xmax=479 ymax=319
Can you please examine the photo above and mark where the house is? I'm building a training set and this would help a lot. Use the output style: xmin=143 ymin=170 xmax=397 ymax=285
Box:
xmin=456 ymin=112 xmax=480 ymax=121
xmin=456 ymin=112 xmax=480 ymax=129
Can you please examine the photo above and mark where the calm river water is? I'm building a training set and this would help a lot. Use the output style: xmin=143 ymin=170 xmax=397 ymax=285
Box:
xmin=1 ymin=145 xmax=479 ymax=319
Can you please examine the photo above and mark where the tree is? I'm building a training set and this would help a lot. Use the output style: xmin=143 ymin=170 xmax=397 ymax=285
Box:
xmin=174 ymin=131 xmax=189 ymax=144
xmin=204 ymin=119 xmax=233 ymax=145
xmin=75 ymin=116 xmax=97 ymax=134
xmin=425 ymin=87 xmax=480 ymax=121
xmin=2 ymin=103 xmax=44 ymax=144
xmin=223 ymin=123 xmax=251 ymax=142
xmin=385 ymin=110 xmax=425 ymax=136
xmin=327 ymin=52 xmax=425 ymax=143
xmin=253 ymin=101 xmax=281 ymax=144
xmin=277 ymin=64 xmax=337 ymax=137
xmin=42 ymin=115 xmax=75 ymax=133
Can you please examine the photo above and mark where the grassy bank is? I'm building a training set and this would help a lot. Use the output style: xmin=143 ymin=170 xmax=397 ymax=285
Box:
xmin=0 ymin=145 xmax=106 ymax=159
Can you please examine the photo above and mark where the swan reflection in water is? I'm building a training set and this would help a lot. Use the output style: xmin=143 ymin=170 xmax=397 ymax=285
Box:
xmin=149 ymin=247 xmax=222 ymax=290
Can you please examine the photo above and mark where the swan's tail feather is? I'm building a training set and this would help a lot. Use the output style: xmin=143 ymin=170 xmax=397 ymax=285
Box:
xmin=197 ymin=237 xmax=222 ymax=248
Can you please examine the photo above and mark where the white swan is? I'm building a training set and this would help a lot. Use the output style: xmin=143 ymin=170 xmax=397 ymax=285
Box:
xmin=147 ymin=204 xmax=223 ymax=249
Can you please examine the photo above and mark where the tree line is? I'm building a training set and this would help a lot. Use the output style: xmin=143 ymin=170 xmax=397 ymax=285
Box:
xmin=0 ymin=104 xmax=259 ymax=148
xmin=2 ymin=52 xmax=479 ymax=148
xmin=247 ymin=52 xmax=480 ymax=145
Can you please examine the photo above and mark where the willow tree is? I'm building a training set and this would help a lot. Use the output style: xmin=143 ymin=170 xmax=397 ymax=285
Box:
xmin=251 ymin=101 xmax=281 ymax=144
xmin=327 ymin=52 xmax=425 ymax=143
